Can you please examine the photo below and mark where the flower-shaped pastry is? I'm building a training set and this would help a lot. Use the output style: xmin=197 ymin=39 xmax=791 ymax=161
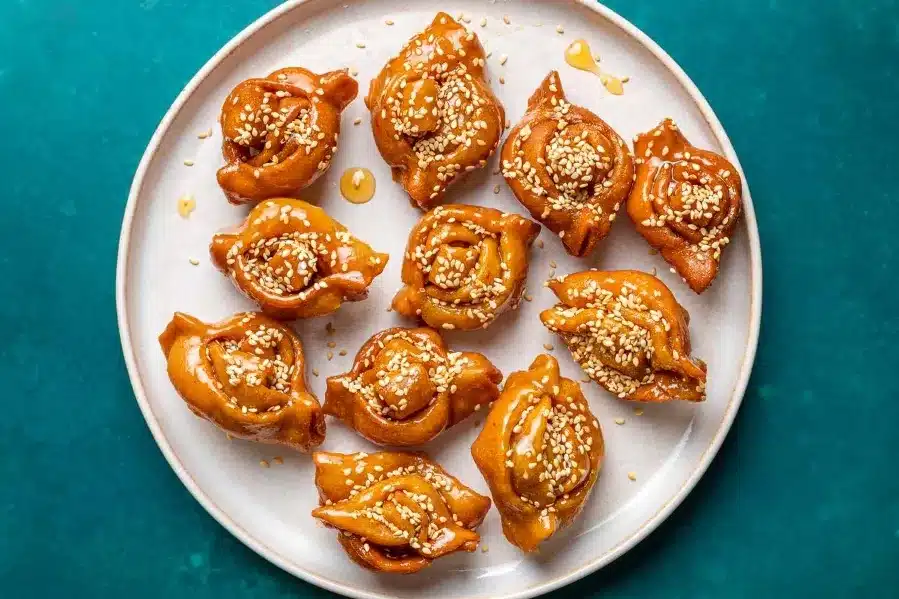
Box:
xmin=211 ymin=198 xmax=388 ymax=320
xmin=392 ymin=204 xmax=540 ymax=330
xmin=628 ymin=118 xmax=743 ymax=293
xmin=158 ymin=312 xmax=325 ymax=451
xmin=501 ymin=72 xmax=634 ymax=257
xmin=324 ymin=327 xmax=502 ymax=446
xmin=311 ymin=451 xmax=491 ymax=573
xmin=540 ymin=270 xmax=707 ymax=402
xmin=366 ymin=12 xmax=504 ymax=209
xmin=217 ymin=67 xmax=358 ymax=205
xmin=471 ymin=354 xmax=604 ymax=552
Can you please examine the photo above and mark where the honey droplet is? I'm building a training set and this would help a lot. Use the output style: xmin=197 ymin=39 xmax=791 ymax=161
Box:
xmin=177 ymin=194 xmax=196 ymax=218
xmin=564 ymin=38 xmax=627 ymax=96
xmin=339 ymin=167 xmax=376 ymax=204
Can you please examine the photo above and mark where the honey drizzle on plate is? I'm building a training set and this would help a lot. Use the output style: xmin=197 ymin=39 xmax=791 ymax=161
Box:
xmin=564 ymin=39 xmax=627 ymax=95
xmin=339 ymin=168 xmax=376 ymax=204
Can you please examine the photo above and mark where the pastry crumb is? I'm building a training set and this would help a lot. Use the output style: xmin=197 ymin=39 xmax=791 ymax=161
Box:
xmin=634 ymin=408 xmax=644 ymax=416
xmin=177 ymin=194 xmax=196 ymax=218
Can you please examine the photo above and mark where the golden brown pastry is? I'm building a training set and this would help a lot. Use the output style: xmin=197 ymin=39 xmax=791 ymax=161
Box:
xmin=628 ymin=118 xmax=742 ymax=293
xmin=158 ymin=312 xmax=325 ymax=451
xmin=471 ymin=354 xmax=604 ymax=552
xmin=210 ymin=198 xmax=388 ymax=320
xmin=540 ymin=270 xmax=706 ymax=402
xmin=501 ymin=71 xmax=634 ymax=257
xmin=217 ymin=67 xmax=358 ymax=205
xmin=311 ymin=451 xmax=491 ymax=573
xmin=366 ymin=12 xmax=504 ymax=210
xmin=324 ymin=327 xmax=501 ymax=446
xmin=392 ymin=204 xmax=540 ymax=330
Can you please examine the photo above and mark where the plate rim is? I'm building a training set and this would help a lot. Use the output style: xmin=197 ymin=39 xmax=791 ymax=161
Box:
xmin=115 ymin=1 xmax=763 ymax=597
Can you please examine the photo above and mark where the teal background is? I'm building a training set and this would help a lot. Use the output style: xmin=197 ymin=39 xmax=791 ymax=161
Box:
xmin=2 ymin=0 xmax=898 ymax=597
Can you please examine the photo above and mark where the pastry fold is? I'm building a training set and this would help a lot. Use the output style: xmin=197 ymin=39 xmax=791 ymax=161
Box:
xmin=312 ymin=451 xmax=491 ymax=573
xmin=471 ymin=354 xmax=604 ymax=552
xmin=366 ymin=12 xmax=504 ymax=209
xmin=324 ymin=327 xmax=502 ymax=446
xmin=392 ymin=204 xmax=540 ymax=330
xmin=211 ymin=198 xmax=388 ymax=320
xmin=502 ymin=71 xmax=634 ymax=257
xmin=217 ymin=67 xmax=358 ymax=204
xmin=158 ymin=312 xmax=325 ymax=451
xmin=628 ymin=118 xmax=742 ymax=293
xmin=540 ymin=270 xmax=706 ymax=402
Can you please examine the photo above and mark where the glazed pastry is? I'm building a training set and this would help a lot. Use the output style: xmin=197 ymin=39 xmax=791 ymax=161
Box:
xmin=471 ymin=354 xmax=604 ymax=552
xmin=311 ymin=451 xmax=491 ymax=573
xmin=324 ymin=327 xmax=501 ymax=446
xmin=540 ymin=270 xmax=706 ymax=402
xmin=501 ymin=71 xmax=634 ymax=257
xmin=217 ymin=67 xmax=358 ymax=204
xmin=211 ymin=198 xmax=388 ymax=320
xmin=392 ymin=204 xmax=540 ymax=330
xmin=366 ymin=12 xmax=504 ymax=210
xmin=158 ymin=312 xmax=325 ymax=451
xmin=628 ymin=118 xmax=742 ymax=293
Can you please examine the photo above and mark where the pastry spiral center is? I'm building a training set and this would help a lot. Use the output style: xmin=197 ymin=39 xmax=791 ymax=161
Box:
xmin=243 ymin=233 xmax=321 ymax=295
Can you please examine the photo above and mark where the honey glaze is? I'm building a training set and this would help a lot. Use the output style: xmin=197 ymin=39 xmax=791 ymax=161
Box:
xmin=564 ymin=39 xmax=628 ymax=95
xmin=339 ymin=167 xmax=376 ymax=204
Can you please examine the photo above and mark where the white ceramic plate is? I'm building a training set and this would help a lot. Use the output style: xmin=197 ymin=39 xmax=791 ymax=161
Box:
xmin=116 ymin=1 xmax=762 ymax=598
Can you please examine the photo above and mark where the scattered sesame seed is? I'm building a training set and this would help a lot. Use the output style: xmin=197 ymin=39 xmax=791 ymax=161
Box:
xmin=627 ymin=472 xmax=637 ymax=481
xmin=549 ymin=260 xmax=557 ymax=269
xmin=614 ymin=418 xmax=625 ymax=425
xmin=481 ymin=544 xmax=489 ymax=553
xmin=543 ymin=343 xmax=554 ymax=351
xmin=327 ymin=351 xmax=334 ymax=361
xmin=225 ymin=433 xmax=233 ymax=441
xmin=339 ymin=350 xmax=347 ymax=356
xmin=384 ymin=19 xmax=394 ymax=25
xmin=556 ymin=25 xmax=565 ymax=34
xmin=634 ymin=408 xmax=644 ymax=416
xmin=498 ymin=76 xmax=505 ymax=84
xmin=480 ymin=17 xmax=487 ymax=27
xmin=350 ymin=67 xmax=358 ymax=76
xmin=260 ymin=460 xmax=270 ymax=468
xmin=524 ymin=294 xmax=533 ymax=302
xmin=536 ymin=239 xmax=544 ymax=249
xmin=353 ymin=117 xmax=362 ymax=125
xmin=273 ymin=456 xmax=284 ymax=465
xmin=493 ymin=184 xmax=501 ymax=194
xmin=326 ymin=322 xmax=336 ymax=335
xmin=503 ymin=15 xmax=510 ymax=24
xmin=177 ymin=194 xmax=196 ymax=218
xmin=197 ymin=129 xmax=212 ymax=139
xmin=183 ymin=159 xmax=194 ymax=166
xmin=356 ymin=41 xmax=366 ymax=48
xmin=327 ymin=341 xmax=337 ymax=348
xmin=312 ymin=369 xmax=319 ymax=377
xmin=188 ymin=258 xmax=200 ymax=266
xmin=499 ymin=54 xmax=508 ymax=66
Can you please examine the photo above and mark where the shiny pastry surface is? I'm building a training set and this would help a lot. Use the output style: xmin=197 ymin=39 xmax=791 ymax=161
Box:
xmin=217 ymin=67 xmax=358 ymax=205
xmin=158 ymin=312 xmax=325 ymax=451
xmin=210 ymin=198 xmax=388 ymax=320
xmin=366 ymin=12 xmax=504 ymax=210
xmin=311 ymin=451 xmax=491 ymax=573
xmin=324 ymin=327 xmax=502 ymax=446
xmin=628 ymin=118 xmax=742 ymax=293
xmin=471 ymin=354 xmax=604 ymax=552
xmin=392 ymin=204 xmax=540 ymax=330
xmin=540 ymin=270 xmax=706 ymax=402
xmin=501 ymin=71 xmax=634 ymax=257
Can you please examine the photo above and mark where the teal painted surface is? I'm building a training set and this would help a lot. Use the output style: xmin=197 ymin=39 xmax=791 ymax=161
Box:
xmin=1 ymin=0 xmax=897 ymax=597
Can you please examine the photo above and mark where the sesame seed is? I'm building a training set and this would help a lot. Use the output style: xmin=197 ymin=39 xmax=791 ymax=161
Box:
xmin=493 ymin=184 xmax=501 ymax=194
xmin=543 ymin=343 xmax=554 ymax=351
xmin=480 ymin=17 xmax=487 ymax=27
xmin=499 ymin=54 xmax=508 ymax=66
xmin=481 ymin=544 xmax=489 ymax=553
xmin=273 ymin=456 xmax=284 ymax=465
xmin=225 ymin=433 xmax=233 ymax=441
xmin=339 ymin=350 xmax=347 ymax=356
xmin=188 ymin=258 xmax=200 ymax=266
xmin=556 ymin=25 xmax=564 ymax=34
xmin=384 ymin=19 xmax=394 ymax=25
xmin=183 ymin=159 xmax=194 ymax=167
xmin=260 ymin=460 xmax=270 ymax=468
xmin=356 ymin=41 xmax=366 ymax=48
xmin=634 ymin=408 xmax=644 ymax=416
xmin=312 ymin=369 xmax=319 ymax=377
xmin=536 ymin=239 xmax=544 ymax=249
xmin=614 ymin=418 xmax=625 ymax=425
xmin=498 ymin=76 xmax=505 ymax=84
xmin=353 ymin=117 xmax=362 ymax=125
xmin=627 ymin=472 xmax=637 ymax=481
xmin=503 ymin=15 xmax=510 ymax=24
xmin=197 ymin=129 xmax=212 ymax=139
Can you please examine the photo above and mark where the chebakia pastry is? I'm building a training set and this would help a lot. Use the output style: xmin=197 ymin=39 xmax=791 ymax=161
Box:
xmin=501 ymin=71 xmax=634 ymax=257
xmin=366 ymin=12 xmax=504 ymax=209
xmin=217 ymin=67 xmax=358 ymax=204
xmin=471 ymin=354 xmax=604 ymax=552
xmin=324 ymin=327 xmax=501 ymax=446
xmin=540 ymin=270 xmax=706 ymax=402
xmin=628 ymin=118 xmax=742 ymax=293
xmin=210 ymin=198 xmax=388 ymax=320
xmin=311 ymin=451 xmax=491 ymax=573
xmin=158 ymin=312 xmax=325 ymax=451
xmin=392 ymin=204 xmax=540 ymax=330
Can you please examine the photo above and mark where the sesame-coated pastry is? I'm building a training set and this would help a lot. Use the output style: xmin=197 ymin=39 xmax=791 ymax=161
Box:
xmin=324 ymin=327 xmax=502 ymax=446
xmin=210 ymin=198 xmax=388 ymax=320
xmin=628 ymin=118 xmax=743 ymax=293
xmin=366 ymin=12 xmax=505 ymax=210
xmin=501 ymin=71 xmax=634 ymax=257
xmin=471 ymin=354 xmax=604 ymax=552
xmin=391 ymin=204 xmax=541 ymax=331
xmin=158 ymin=312 xmax=325 ymax=451
xmin=540 ymin=270 xmax=707 ymax=402
xmin=217 ymin=67 xmax=358 ymax=205
xmin=311 ymin=451 xmax=491 ymax=573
